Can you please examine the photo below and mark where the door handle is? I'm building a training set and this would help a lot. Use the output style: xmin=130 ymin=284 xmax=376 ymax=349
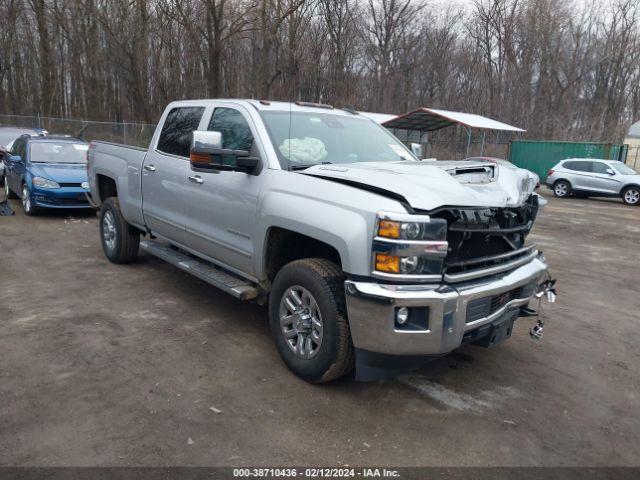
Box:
xmin=143 ymin=164 xmax=156 ymax=172
xmin=188 ymin=175 xmax=204 ymax=184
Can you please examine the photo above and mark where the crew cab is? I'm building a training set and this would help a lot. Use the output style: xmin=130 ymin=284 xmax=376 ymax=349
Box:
xmin=88 ymin=99 xmax=553 ymax=382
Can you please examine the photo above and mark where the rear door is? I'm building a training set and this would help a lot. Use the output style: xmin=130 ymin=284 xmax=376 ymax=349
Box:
xmin=141 ymin=106 xmax=205 ymax=245
xmin=564 ymin=161 xmax=592 ymax=191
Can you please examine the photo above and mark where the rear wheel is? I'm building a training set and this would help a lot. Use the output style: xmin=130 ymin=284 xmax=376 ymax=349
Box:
xmin=4 ymin=179 xmax=17 ymax=199
xmin=21 ymin=184 xmax=38 ymax=216
xmin=99 ymin=197 xmax=140 ymax=263
xmin=269 ymin=258 xmax=354 ymax=383
xmin=553 ymin=180 xmax=571 ymax=198
xmin=621 ymin=186 xmax=640 ymax=206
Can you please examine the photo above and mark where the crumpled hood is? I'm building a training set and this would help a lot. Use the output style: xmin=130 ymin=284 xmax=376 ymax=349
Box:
xmin=29 ymin=163 xmax=88 ymax=183
xmin=302 ymin=161 xmax=536 ymax=211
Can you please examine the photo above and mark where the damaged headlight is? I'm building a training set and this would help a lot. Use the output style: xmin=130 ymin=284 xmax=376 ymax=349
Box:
xmin=373 ymin=212 xmax=448 ymax=280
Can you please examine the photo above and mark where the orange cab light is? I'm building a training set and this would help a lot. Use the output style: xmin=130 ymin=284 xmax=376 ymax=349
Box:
xmin=378 ymin=220 xmax=401 ymax=239
xmin=375 ymin=253 xmax=400 ymax=273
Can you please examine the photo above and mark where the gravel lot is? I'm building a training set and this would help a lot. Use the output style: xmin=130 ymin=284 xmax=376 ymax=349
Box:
xmin=0 ymin=188 xmax=638 ymax=467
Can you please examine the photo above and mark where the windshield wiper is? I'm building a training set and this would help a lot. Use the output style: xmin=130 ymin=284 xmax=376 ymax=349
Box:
xmin=289 ymin=162 xmax=332 ymax=171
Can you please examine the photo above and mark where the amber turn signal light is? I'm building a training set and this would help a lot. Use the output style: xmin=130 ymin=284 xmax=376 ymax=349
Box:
xmin=190 ymin=152 xmax=211 ymax=164
xmin=378 ymin=220 xmax=400 ymax=239
xmin=375 ymin=253 xmax=400 ymax=273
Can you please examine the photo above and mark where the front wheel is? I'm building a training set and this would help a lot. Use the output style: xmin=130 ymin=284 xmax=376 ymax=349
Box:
xmin=21 ymin=184 xmax=38 ymax=215
xmin=269 ymin=258 xmax=355 ymax=383
xmin=553 ymin=180 xmax=571 ymax=198
xmin=99 ymin=197 xmax=140 ymax=263
xmin=621 ymin=186 xmax=640 ymax=206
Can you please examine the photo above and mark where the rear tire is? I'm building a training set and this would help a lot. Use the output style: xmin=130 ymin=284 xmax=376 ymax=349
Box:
xmin=621 ymin=186 xmax=640 ymax=206
xmin=4 ymin=179 xmax=17 ymax=199
xmin=553 ymin=180 xmax=571 ymax=198
xmin=269 ymin=258 xmax=354 ymax=383
xmin=99 ymin=197 xmax=140 ymax=263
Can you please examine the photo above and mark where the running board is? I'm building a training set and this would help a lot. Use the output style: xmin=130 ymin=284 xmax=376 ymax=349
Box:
xmin=139 ymin=240 xmax=259 ymax=301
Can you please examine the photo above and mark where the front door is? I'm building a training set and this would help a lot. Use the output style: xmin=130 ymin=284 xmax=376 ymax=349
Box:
xmin=584 ymin=161 xmax=622 ymax=194
xmin=141 ymin=106 xmax=206 ymax=245
xmin=181 ymin=105 xmax=263 ymax=277
xmin=7 ymin=137 xmax=27 ymax=193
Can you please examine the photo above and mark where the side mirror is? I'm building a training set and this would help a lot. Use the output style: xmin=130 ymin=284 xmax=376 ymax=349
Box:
xmin=410 ymin=143 xmax=423 ymax=159
xmin=9 ymin=155 xmax=22 ymax=163
xmin=190 ymin=130 xmax=259 ymax=174
xmin=606 ymin=168 xmax=615 ymax=175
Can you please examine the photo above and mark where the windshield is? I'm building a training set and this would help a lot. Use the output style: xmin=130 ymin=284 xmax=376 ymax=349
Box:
xmin=30 ymin=142 xmax=89 ymax=164
xmin=260 ymin=111 xmax=417 ymax=169
xmin=611 ymin=163 xmax=637 ymax=175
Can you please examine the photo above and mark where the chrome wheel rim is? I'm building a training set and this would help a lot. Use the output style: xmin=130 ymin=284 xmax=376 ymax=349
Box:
xmin=279 ymin=285 xmax=323 ymax=359
xmin=22 ymin=186 xmax=31 ymax=212
xmin=102 ymin=211 xmax=117 ymax=251
xmin=625 ymin=189 xmax=639 ymax=204
xmin=555 ymin=183 xmax=568 ymax=196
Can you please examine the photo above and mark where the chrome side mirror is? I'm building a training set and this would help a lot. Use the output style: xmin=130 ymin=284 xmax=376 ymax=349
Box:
xmin=606 ymin=168 xmax=615 ymax=175
xmin=191 ymin=130 xmax=222 ymax=155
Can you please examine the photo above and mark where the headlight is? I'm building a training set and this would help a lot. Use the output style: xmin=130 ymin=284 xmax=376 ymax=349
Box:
xmin=373 ymin=212 xmax=448 ymax=279
xmin=32 ymin=177 xmax=60 ymax=189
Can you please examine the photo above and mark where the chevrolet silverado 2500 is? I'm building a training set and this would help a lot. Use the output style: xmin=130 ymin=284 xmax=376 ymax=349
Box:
xmin=88 ymin=99 xmax=552 ymax=382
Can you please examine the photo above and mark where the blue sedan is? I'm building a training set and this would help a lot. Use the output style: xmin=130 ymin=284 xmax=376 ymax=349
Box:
xmin=3 ymin=135 xmax=93 ymax=215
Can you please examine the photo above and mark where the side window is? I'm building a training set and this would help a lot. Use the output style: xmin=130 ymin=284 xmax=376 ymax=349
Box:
xmin=157 ymin=106 xmax=205 ymax=157
xmin=592 ymin=162 xmax=609 ymax=174
xmin=563 ymin=161 xmax=576 ymax=170
xmin=11 ymin=138 xmax=24 ymax=156
xmin=570 ymin=161 xmax=591 ymax=172
xmin=208 ymin=107 xmax=254 ymax=152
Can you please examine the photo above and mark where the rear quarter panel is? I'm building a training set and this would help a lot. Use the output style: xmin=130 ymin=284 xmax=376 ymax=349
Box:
xmin=88 ymin=142 xmax=147 ymax=227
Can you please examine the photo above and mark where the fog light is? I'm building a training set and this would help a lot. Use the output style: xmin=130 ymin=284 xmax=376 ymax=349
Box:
xmin=396 ymin=307 xmax=409 ymax=325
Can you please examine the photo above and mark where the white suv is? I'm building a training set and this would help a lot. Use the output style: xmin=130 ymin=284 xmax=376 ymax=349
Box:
xmin=545 ymin=158 xmax=640 ymax=206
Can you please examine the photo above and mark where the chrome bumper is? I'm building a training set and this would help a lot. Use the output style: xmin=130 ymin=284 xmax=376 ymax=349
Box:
xmin=344 ymin=255 xmax=549 ymax=356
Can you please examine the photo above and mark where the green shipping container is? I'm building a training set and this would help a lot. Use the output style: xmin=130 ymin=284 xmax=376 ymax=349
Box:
xmin=508 ymin=140 xmax=626 ymax=181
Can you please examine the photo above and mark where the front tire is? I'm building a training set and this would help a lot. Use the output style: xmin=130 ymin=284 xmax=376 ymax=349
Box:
xmin=622 ymin=186 xmax=640 ymax=206
xmin=553 ymin=180 xmax=571 ymax=198
xmin=269 ymin=258 xmax=355 ymax=383
xmin=99 ymin=197 xmax=140 ymax=263
xmin=21 ymin=184 xmax=38 ymax=215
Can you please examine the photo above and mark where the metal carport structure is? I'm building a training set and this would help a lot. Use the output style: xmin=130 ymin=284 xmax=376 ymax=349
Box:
xmin=381 ymin=108 xmax=525 ymax=157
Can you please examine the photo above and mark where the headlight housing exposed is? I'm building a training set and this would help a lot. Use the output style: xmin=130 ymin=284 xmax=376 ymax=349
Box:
xmin=373 ymin=211 xmax=448 ymax=280
xmin=32 ymin=176 xmax=60 ymax=189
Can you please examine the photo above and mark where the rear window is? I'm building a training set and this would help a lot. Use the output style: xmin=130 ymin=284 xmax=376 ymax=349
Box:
xmin=157 ymin=106 xmax=205 ymax=157
xmin=563 ymin=161 xmax=592 ymax=172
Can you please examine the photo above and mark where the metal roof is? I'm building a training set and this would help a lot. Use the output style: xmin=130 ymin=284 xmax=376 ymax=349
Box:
xmin=382 ymin=107 xmax=525 ymax=132
xmin=358 ymin=111 xmax=397 ymax=124
xmin=628 ymin=120 xmax=640 ymax=139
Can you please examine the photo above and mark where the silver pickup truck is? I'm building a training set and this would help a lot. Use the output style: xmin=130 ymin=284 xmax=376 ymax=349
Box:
xmin=88 ymin=99 xmax=553 ymax=382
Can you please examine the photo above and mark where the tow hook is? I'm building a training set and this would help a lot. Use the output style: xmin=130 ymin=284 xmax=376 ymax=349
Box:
xmin=526 ymin=278 xmax=557 ymax=340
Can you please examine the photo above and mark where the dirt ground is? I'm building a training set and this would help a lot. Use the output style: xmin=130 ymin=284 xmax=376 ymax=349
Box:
xmin=0 ymin=188 xmax=638 ymax=467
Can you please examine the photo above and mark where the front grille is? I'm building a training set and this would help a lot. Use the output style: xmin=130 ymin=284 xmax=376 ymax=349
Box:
xmin=428 ymin=195 xmax=540 ymax=281
xmin=465 ymin=286 xmax=524 ymax=323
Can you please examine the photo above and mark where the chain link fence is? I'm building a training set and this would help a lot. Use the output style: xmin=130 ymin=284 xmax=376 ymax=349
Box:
xmin=626 ymin=145 xmax=640 ymax=173
xmin=0 ymin=114 xmax=156 ymax=148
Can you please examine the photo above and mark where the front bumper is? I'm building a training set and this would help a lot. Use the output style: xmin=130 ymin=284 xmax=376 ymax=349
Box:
xmin=31 ymin=186 xmax=93 ymax=209
xmin=345 ymin=254 xmax=549 ymax=356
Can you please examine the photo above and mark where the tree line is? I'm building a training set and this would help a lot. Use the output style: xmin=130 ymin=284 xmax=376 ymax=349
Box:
xmin=0 ymin=0 xmax=638 ymax=142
